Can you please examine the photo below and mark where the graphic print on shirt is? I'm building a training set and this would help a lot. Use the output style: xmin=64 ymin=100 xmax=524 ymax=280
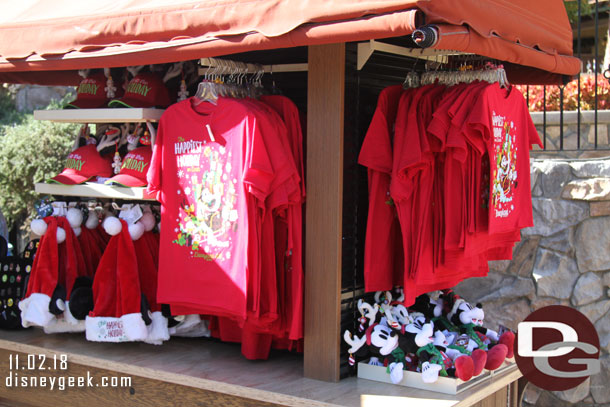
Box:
xmin=491 ymin=112 xmax=518 ymax=218
xmin=172 ymin=137 xmax=238 ymax=261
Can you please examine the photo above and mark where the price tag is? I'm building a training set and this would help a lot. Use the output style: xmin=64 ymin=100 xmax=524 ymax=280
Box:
xmin=118 ymin=204 xmax=143 ymax=225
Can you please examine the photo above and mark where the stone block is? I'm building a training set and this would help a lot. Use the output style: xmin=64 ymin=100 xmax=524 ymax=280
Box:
xmin=532 ymin=297 xmax=569 ymax=310
xmin=579 ymin=299 xmax=610 ymax=324
xmin=552 ymin=378 xmax=590 ymax=404
xmin=523 ymin=198 xmax=588 ymax=237
xmin=572 ymin=272 xmax=604 ymax=306
xmin=535 ymin=390 xmax=573 ymax=407
xmin=533 ymin=249 xmax=579 ymax=299
xmin=561 ymin=177 xmax=610 ymax=201
xmin=604 ymin=271 xmax=610 ymax=287
xmin=591 ymin=355 xmax=610 ymax=404
xmin=571 ymin=159 xmax=610 ymax=178
xmin=539 ymin=161 xmax=573 ymax=198
xmin=510 ymin=236 xmax=541 ymax=278
xmin=594 ymin=310 xmax=610 ymax=353
xmin=590 ymin=201 xmax=610 ymax=217
xmin=523 ymin=383 xmax=542 ymax=404
xmin=539 ymin=228 xmax=573 ymax=254
xmin=475 ymin=299 xmax=530 ymax=332
xmin=575 ymin=217 xmax=610 ymax=272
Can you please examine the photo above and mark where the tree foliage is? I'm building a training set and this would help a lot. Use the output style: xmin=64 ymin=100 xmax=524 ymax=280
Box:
xmin=0 ymin=90 xmax=78 ymax=229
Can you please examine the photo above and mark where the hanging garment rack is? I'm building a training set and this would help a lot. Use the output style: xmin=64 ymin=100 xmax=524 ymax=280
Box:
xmin=357 ymin=39 xmax=469 ymax=70
xmin=199 ymin=57 xmax=308 ymax=75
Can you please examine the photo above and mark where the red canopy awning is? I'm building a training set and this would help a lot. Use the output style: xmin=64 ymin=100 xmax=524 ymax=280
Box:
xmin=0 ymin=0 xmax=580 ymax=84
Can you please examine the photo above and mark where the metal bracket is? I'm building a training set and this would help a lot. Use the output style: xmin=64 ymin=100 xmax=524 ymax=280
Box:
xmin=198 ymin=58 xmax=307 ymax=75
xmin=356 ymin=39 xmax=467 ymax=70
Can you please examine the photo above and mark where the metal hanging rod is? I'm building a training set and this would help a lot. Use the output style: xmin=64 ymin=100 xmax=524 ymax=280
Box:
xmin=198 ymin=57 xmax=307 ymax=76
xmin=357 ymin=39 xmax=469 ymax=70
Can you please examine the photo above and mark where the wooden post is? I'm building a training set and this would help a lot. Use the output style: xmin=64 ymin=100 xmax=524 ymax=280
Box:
xmin=304 ymin=43 xmax=345 ymax=382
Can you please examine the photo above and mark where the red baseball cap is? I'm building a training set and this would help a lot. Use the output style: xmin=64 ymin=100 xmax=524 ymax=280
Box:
xmin=105 ymin=146 xmax=152 ymax=187
xmin=108 ymin=72 xmax=171 ymax=108
xmin=65 ymin=72 xmax=122 ymax=109
xmin=49 ymin=145 xmax=113 ymax=185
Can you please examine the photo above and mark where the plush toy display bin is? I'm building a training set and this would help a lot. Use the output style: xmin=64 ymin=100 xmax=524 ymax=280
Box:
xmin=357 ymin=359 xmax=516 ymax=395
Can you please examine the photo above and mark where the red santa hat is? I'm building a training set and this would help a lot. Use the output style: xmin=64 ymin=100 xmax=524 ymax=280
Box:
xmin=85 ymin=218 xmax=148 ymax=342
xmin=19 ymin=217 xmax=60 ymax=327
xmin=44 ymin=216 xmax=88 ymax=333
xmin=133 ymin=233 xmax=168 ymax=344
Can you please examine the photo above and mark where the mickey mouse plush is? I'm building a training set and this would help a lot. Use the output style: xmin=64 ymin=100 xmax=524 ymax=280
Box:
xmin=445 ymin=294 xmax=513 ymax=370
xmin=344 ymin=324 xmax=406 ymax=384
xmin=401 ymin=316 xmax=475 ymax=383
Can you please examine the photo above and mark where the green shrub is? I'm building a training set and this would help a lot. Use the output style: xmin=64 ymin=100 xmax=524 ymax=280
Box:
xmin=0 ymin=92 xmax=78 ymax=229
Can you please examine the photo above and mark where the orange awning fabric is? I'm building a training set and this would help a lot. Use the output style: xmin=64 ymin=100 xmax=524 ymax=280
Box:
xmin=0 ymin=0 xmax=579 ymax=84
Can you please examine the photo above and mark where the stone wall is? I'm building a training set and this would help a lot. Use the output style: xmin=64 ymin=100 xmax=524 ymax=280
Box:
xmin=454 ymin=157 xmax=610 ymax=407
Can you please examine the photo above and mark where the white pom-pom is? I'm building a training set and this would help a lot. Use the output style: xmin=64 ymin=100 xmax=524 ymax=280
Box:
xmin=103 ymin=216 xmax=122 ymax=236
xmin=140 ymin=212 xmax=156 ymax=232
xmin=31 ymin=219 xmax=48 ymax=236
xmin=85 ymin=212 xmax=99 ymax=230
xmin=73 ymin=227 xmax=82 ymax=237
xmin=56 ymin=227 xmax=66 ymax=244
xmin=66 ymin=208 xmax=83 ymax=228
xmin=128 ymin=222 xmax=145 ymax=241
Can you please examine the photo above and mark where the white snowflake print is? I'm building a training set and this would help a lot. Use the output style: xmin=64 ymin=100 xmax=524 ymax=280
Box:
xmin=185 ymin=187 xmax=191 ymax=195
xmin=178 ymin=170 xmax=184 ymax=178
xmin=177 ymin=190 xmax=181 ymax=195
xmin=174 ymin=228 xmax=178 ymax=233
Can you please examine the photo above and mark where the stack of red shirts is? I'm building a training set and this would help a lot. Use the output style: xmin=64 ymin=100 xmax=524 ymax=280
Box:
xmin=359 ymin=81 xmax=542 ymax=305
xmin=147 ymin=94 xmax=305 ymax=359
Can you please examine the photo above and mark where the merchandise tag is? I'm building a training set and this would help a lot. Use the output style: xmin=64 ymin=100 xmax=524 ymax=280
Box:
xmin=206 ymin=124 xmax=216 ymax=142
xmin=118 ymin=204 xmax=143 ymax=225
xmin=51 ymin=202 xmax=67 ymax=217
xmin=35 ymin=197 xmax=54 ymax=218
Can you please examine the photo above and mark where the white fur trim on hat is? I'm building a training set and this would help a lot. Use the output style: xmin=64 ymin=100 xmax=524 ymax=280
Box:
xmin=43 ymin=318 xmax=86 ymax=334
xmin=31 ymin=219 xmax=48 ymax=236
xmin=85 ymin=212 xmax=99 ymax=230
xmin=447 ymin=298 xmax=466 ymax=322
xmin=56 ymin=227 xmax=66 ymax=244
xmin=66 ymin=208 xmax=83 ymax=229
xmin=102 ymin=216 xmax=122 ymax=236
xmin=128 ymin=222 xmax=145 ymax=241
xmin=85 ymin=313 xmax=148 ymax=342
xmin=143 ymin=311 xmax=170 ymax=345
xmin=19 ymin=293 xmax=54 ymax=328
xmin=140 ymin=212 xmax=156 ymax=232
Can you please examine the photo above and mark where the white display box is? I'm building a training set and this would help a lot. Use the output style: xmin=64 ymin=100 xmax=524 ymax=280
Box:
xmin=357 ymin=358 xmax=516 ymax=395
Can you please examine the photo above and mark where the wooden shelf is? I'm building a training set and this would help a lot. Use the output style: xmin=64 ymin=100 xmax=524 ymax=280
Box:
xmin=35 ymin=182 xmax=156 ymax=201
xmin=33 ymin=108 xmax=164 ymax=123
xmin=0 ymin=329 xmax=521 ymax=407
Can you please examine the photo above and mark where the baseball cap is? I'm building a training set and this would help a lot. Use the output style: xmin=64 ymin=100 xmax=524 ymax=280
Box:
xmin=108 ymin=72 xmax=171 ymax=109
xmin=49 ymin=145 xmax=113 ymax=185
xmin=105 ymin=147 xmax=152 ymax=187
xmin=64 ymin=72 xmax=122 ymax=109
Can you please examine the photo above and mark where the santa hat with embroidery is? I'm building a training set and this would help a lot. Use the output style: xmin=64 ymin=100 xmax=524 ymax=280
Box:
xmin=85 ymin=217 xmax=149 ymax=342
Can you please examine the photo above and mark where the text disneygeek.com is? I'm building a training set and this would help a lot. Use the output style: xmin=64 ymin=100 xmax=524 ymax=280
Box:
xmin=4 ymin=353 xmax=132 ymax=390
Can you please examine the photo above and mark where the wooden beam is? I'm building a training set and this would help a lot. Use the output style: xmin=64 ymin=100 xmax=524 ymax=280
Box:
xmin=304 ymin=43 xmax=345 ymax=382
xmin=0 ymin=349 xmax=285 ymax=407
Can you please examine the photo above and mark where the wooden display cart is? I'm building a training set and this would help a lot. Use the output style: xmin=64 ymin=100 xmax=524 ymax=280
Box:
xmin=0 ymin=1 xmax=580 ymax=405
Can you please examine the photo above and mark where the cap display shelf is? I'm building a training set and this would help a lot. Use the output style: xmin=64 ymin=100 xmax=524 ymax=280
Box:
xmin=35 ymin=182 xmax=156 ymax=201
xmin=33 ymin=108 xmax=164 ymax=123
